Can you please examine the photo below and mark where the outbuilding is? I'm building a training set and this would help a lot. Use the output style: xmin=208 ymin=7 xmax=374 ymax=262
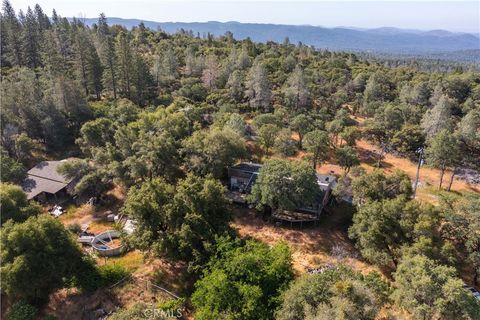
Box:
xmin=22 ymin=160 xmax=79 ymax=202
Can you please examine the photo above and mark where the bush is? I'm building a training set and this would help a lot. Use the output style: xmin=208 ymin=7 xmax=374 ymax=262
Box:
xmin=5 ymin=302 xmax=37 ymax=320
xmin=98 ymin=264 xmax=130 ymax=287
xmin=276 ymin=266 xmax=386 ymax=320
xmin=75 ymin=259 xmax=130 ymax=291
xmin=192 ymin=239 xmax=293 ymax=320
xmin=274 ymin=129 xmax=297 ymax=156
xmin=67 ymin=223 xmax=82 ymax=234
xmin=108 ymin=303 xmax=148 ymax=320
xmin=157 ymin=297 xmax=185 ymax=312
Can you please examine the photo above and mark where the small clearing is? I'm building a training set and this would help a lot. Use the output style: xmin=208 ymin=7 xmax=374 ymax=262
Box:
xmin=232 ymin=204 xmax=380 ymax=276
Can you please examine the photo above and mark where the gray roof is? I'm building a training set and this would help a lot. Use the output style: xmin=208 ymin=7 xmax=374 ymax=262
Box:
xmin=316 ymin=174 xmax=336 ymax=191
xmin=230 ymin=162 xmax=263 ymax=174
xmin=23 ymin=160 xmax=74 ymax=199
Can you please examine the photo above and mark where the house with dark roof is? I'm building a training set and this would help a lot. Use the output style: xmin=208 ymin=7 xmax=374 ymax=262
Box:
xmin=226 ymin=162 xmax=262 ymax=204
xmin=22 ymin=160 xmax=79 ymax=202
xmin=227 ymin=162 xmax=336 ymax=222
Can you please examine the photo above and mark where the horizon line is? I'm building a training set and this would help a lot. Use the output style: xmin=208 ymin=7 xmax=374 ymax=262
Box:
xmin=69 ymin=16 xmax=479 ymax=34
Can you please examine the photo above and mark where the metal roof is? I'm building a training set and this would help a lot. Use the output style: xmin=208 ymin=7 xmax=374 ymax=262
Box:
xmin=230 ymin=162 xmax=263 ymax=174
xmin=22 ymin=160 xmax=74 ymax=200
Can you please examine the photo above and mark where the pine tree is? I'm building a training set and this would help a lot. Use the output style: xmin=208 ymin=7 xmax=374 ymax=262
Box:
xmin=41 ymin=30 xmax=69 ymax=76
xmin=72 ymin=24 xmax=90 ymax=95
xmin=2 ymin=0 xmax=23 ymax=66
xmin=237 ymin=48 xmax=251 ymax=69
xmin=245 ymin=62 xmax=271 ymax=112
xmin=227 ymin=70 xmax=244 ymax=101
xmin=51 ymin=13 xmax=74 ymax=62
xmin=425 ymin=129 xmax=460 ymax=190
xmin=201 ymin=54 xmax=219 ymax=90
xmin=283 ymin=65 xmax=310 ymax=110
xmin=71 ymin=24 xmax=103 ymax=99
xmin=115 ymin=31 xmax=133 ymax=98
xmin=86 ymin=42 xmax=103 ymax=99
xmin=131 ymin=52 xmax=155 ymax=106
xmin=0 ymin=12 xmax=8 ymax=67
xmin=184 ymin=46 xmax=203 ymax=77
xmin=421 ymin=95 xmax=455 ymax=140
xmin=96 ymin=13 xmax=117 ymax=99
xmin=33 ymin=4 xmax=50 ymax=32
xmin=22 ymin=7 xmax=42 ymax=69
xmin=153 ymin=47 xmax=178 ymax=86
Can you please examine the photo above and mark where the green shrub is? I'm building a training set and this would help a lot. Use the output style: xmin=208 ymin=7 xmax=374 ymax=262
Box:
xmin=5 ymin=302 xmax=37 ymax=320
xmin=157 ymin=297 xmax=185 ymax=311
xmin=98 ymin=264 xmax=130 ymax=287
xmin=75 ymin=260 xmax=130 ymax=291
xmin=67 ymin=223 xmax=82 ymax=234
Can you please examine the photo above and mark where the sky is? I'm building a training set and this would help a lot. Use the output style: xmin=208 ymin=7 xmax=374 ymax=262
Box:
xmin=11 ymin=0 xmax=480 ymax=33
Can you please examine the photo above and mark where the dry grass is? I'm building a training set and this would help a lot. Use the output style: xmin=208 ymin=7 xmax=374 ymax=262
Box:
xmin=231 ymin=205 xmax=381 ymax=276
xmin=356 ymin=139 xmax=479 ymax=193
xmin=59 ymin=204 xmax=95 ymax=226
xmin=44 ymin=252 xmax=188 ymax=319
xmin=88 ymin=220 xmax=115 ymax=234
xmin=96 ymin=251 xmax=144 ymax=272
xmin=285 ymin=133 xmax=479 ymax=205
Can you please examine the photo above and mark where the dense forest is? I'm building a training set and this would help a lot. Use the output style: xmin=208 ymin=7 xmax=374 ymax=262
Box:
xmin=1 ymin=1 xmax=480 ymax=319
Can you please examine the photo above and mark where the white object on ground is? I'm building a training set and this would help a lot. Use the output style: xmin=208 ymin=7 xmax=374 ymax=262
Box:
xmin=123 ymin=219 xmax=136 ymax=235
xmin=78 ymin=236 xmax=95 ymax=244
xmin=50 ymin=205 xmax=64 ymax=217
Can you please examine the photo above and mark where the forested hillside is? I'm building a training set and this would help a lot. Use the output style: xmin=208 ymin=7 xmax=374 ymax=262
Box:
xmin=1 ymin=1 xmax=480 ymax=319
xmin=78 ymin=18 xmax=480 ymax=57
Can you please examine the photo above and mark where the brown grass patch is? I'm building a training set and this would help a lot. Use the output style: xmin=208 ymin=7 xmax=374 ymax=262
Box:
xmin=231 ymin=205 xmax=380 ymax=276
xmin=284 ymin=135 xmax=478 ymax=205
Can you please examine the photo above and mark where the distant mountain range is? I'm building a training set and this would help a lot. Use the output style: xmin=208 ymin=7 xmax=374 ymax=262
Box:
xmin=78 ymin=18 xmax=480 ymax=55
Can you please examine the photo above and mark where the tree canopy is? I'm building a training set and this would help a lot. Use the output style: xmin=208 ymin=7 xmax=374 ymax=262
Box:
xmin=1 ymin=215 xmax=91 ymax=304
xmin=0 ymin=183 xmax=41 ymax=224
xmin=192 ymin=238 xmax=293 ymax=320
xmin=276 ymin=266 xmax=389 ymax=320
xmin=122 ymin=174 xmax=232 ymax=273
xmin=392 ymin=254 xmax=480 ymax=319
xmin=248 ymin=159 xmax=319 ymax=211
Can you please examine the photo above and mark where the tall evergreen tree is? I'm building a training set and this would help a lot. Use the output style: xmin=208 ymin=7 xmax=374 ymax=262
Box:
xmin=86 ymin=40 xmax=103 ymax=99
xmin=283 ymin=65 xmax=310 ymax=110
xmin=72 ymin=25 xmax=103 ymax=99
xmin=97 ymin=13 xmax=117 ymax=99
xmin=421 ymin=95 xmax=456 ymax=140
xmin=424 ymin=129 xmax=460 ymax=190
xmin=153 ymin=47 xmax=178 ymax=86
xmin=226 ymin=70 xmax=244 ymax=102
xmin=245 ymin=62 xmax=271 ymax=112
xmin=201 ymin=54 xmax=219 ymax=90
xmin=131 ymin=52 xmax=155 ymax=106
xmin=33 ymin=4 xmax=50 ymax=32
xmin=184 ymin=46 xmax=204 ymax=77
xmin=2 ymin=0 xmax=23 ymax=66
xmin=115 ymin=31 xmax=133 ymax=99
xmin=72 ymin=24 xmax=91 ymax=95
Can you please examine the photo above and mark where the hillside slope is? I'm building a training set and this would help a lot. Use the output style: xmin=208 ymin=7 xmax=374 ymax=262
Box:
xmin=79 ymin=18 xmax=480 ymax=54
